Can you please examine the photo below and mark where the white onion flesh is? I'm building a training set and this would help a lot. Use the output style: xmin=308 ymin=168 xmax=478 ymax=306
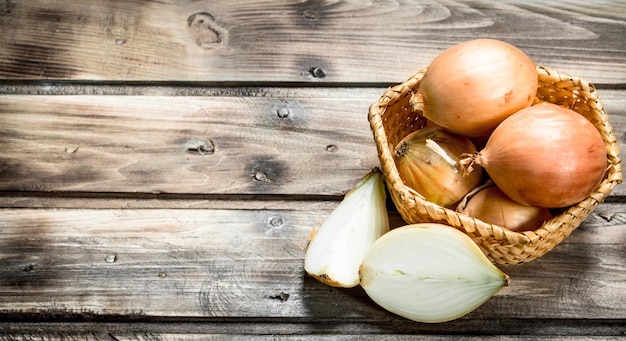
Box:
xmin=304 ymin=168 xmax=389 ymax=288
xmin=360 ymin=223 xmax=509 ymax=323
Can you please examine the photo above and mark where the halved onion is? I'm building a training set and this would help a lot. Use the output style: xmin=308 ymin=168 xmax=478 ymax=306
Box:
xmin=304 ymin=168 xmax=389 ymax=288
xmin=360 ymin=223 xmax=509 ymax=323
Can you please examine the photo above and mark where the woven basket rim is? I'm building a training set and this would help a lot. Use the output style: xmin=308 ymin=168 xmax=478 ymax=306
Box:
xmin=369 ymin=66 xmax=623 ymax=250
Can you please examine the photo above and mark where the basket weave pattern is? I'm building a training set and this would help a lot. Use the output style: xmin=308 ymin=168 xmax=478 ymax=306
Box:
xmin=368 ymin=66 xmax=622 ymax=264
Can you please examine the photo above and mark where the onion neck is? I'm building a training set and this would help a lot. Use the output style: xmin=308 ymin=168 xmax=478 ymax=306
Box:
xmin=394 ymin=140 xmax=410 ymax=158
xmin=459 ymin=152 xmax=481 ymax=177
xmin=409 ymin=91 xmax=425 ymax=113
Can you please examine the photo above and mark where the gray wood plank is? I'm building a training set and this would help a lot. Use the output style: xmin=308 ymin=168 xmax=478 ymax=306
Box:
xmin=0 ymin=205 xmax=624 ymax=320
xmin=0 ymin=93 xmax=379 ymax=196
xmin=0 ymin=1 xmax=624 ymax=84
xmin=0 ymin=321 xmax=623 ymax=339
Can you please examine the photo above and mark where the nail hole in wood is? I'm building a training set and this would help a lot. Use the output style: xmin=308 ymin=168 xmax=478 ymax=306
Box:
xmin=269 ymin=216 xmax=283 ymax=227
xmin=254 ymin=171 xmax=269 ymax=181
xmin=22 ymin=264 xmax=35 ymax=272
xmin=276 ymin=108 xmax=290 ymax=118
xmin=309 ymin=67 xmax=326 ymax=78
xmin=65 ymin=146 xmax=78 ymax=153
xmin=268 ymin=291 xmax=290 ymax=301
xmin=303 ymin=10 xmax=318 ymax=19
xmin=186 ymin=139 xmax=215 ymax=155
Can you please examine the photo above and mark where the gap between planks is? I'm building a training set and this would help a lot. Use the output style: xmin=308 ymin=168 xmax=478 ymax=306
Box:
xmin=0 ymin=319 xmax=625 ymax=338
xmin=0 ymin=192 xmax=344 ymax=210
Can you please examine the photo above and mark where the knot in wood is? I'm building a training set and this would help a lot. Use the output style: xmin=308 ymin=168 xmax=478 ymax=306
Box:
xmin=187 ymin=12 xmax=228 ymax=49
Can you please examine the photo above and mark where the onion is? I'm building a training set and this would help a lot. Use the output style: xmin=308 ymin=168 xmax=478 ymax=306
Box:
xmin=458 ymin=186 xmax=552 ymax=232
xmin=359 ymin=223 xmax=509 ymax=323
xmin=409 ymin=39 xmax=538 ymax=137
xmin=304 ymin=168 xmax=389 ymax=288
xmin=393 ymin=126 xmax=482 ymax=208
xmin=461 ymin=102 xmax=608 ymax=208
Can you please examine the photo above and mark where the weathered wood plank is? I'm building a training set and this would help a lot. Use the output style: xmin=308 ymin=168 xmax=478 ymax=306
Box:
xmin=0 ymin=330 xmax=623 ymax=341
xmin=0 ymin=93 xmax=380 ymax=196
xmin=0 ymin=205 xmax=624 ymax=321
xmin=1 ymin=89 xmax=625 ymax=197
xmin=0 ymin=0 xmax=623 ymax=338
xmin=0 ymin=322 xmax=623 ymax=339
xmin=0 ymin=1 xmax=624 ymax=84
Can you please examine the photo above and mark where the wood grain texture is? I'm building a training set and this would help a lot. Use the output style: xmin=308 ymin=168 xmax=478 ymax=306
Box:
xmin=0 ymin=206 xmax=624 ymax=322
xmin=1 ymin=1 xmax=626 ymax=337
xmin=1 ymin=89 xmax=625 ymax=197
xmin=1 ymin=322 xmax=623 ymax=339
xmin=0 ymin=331 xmax=623 ymax=341
xmin=0 ymin=92 xmax=380 ymax=196
xmin=0 ymin=0 xmax=624 ymax=84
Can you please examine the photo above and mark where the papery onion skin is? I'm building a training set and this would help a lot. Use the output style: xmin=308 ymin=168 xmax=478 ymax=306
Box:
xmin=394 ymin=126 xmax=482 ymax=208
xmin=410 ymin=39 xmax=538 ymax=137
xmin=461 ymin=102 xmax=607 ymax=208
xmin=458 ymin=186 xmax=553 ymax=232
xmin=359 ymin=223 xmax=509 ymax=323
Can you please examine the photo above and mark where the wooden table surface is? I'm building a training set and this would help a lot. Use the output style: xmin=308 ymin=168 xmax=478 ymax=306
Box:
xmin=1 ymin=1 xmax=625 ymax=339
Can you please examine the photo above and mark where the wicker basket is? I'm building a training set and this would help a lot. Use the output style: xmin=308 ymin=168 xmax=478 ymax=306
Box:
xmin=368 ymin=66 xmax=622 ymax=264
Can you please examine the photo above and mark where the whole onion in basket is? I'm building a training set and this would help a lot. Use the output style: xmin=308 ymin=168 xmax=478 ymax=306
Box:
xmin=409 ymin=39 xmax=538 ymax=137
xmin=460 ymin=102 xmax=608 ymax=208
xmin=393 ymin=126 xmax=482 ymax=208
xmin=457 ymin=186 xmax=553 ymax=232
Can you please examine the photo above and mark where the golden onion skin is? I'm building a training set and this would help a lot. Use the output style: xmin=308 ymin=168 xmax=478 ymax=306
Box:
xmin=458 ymin=186 xmax=553 ymax=232
xmin=468 ymin=102 xmax=608 ymax=208
xmin=394 ymin=126 xmax=482 ymax=208
xmin=410 ymin=39 xmax=538 ymax=137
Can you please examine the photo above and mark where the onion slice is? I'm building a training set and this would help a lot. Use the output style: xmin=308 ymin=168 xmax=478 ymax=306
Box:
xmin=360 ymin=223 xmax=509 ymax=323
xmin=304 ymin=168 xmax=390 ymax=288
